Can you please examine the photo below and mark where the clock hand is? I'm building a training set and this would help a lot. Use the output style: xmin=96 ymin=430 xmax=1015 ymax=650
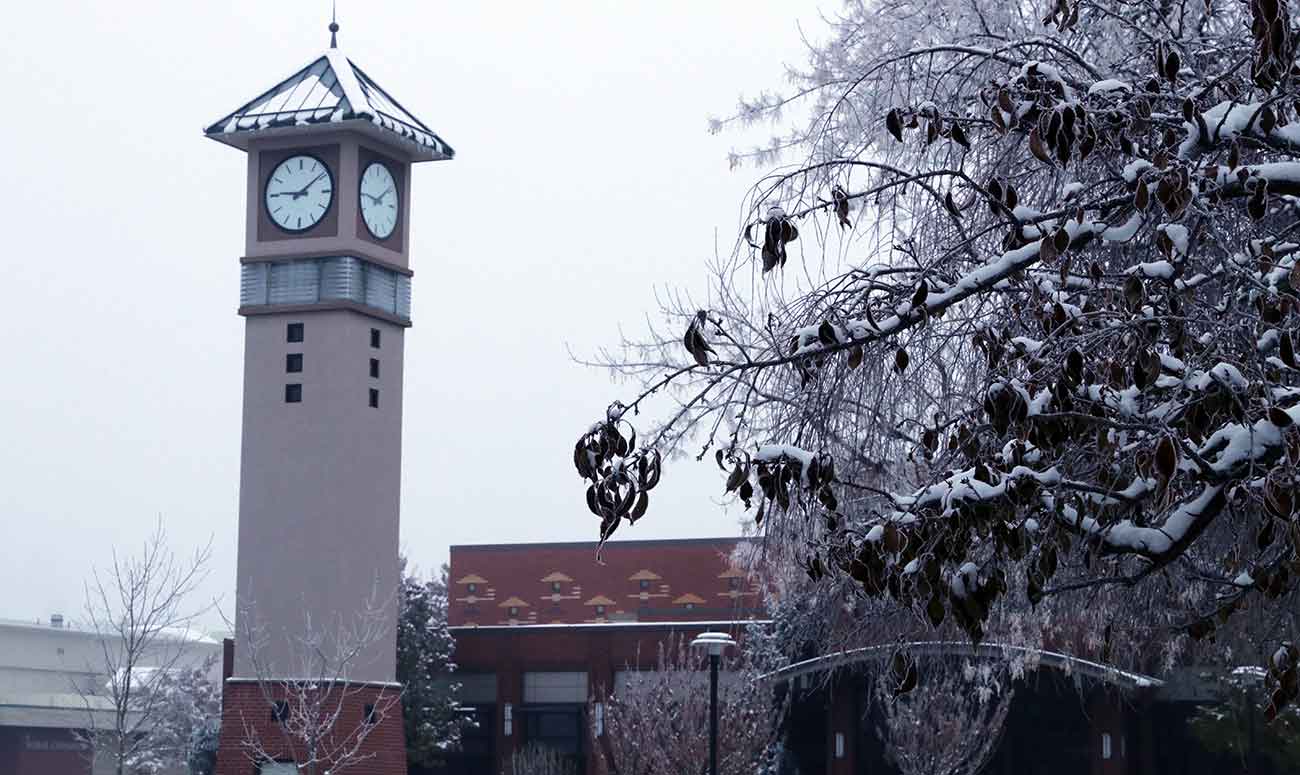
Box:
xmin=292 ymin=172 xmax=328 ymax=198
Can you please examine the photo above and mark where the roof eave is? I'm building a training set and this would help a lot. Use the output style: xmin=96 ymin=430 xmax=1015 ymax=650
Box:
xmin=202 ymin=119 xmax=452 ymax=162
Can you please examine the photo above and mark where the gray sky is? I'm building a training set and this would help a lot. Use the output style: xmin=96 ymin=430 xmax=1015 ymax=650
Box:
xmin=0 ymin=1 xmax=822 ymax=629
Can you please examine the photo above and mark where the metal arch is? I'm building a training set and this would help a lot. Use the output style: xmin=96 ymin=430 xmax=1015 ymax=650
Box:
xmin=761 ymin=640 xmax=1163 ymax=692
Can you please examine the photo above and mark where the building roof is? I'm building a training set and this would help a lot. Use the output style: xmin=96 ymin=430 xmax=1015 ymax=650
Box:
xmin=205 ymin=49 xmax=453 ymax=161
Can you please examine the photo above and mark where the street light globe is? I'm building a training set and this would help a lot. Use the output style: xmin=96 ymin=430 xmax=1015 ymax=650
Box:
xmin=691 ymin=631 xmax=737 ymax=657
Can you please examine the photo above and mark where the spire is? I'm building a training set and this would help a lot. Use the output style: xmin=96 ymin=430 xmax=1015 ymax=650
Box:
xmin=328 ymin=1 xmax=339 ymax=48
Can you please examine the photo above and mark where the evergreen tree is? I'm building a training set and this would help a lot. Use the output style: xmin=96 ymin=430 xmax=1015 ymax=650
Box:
xmin=397 ymin=561 xmax=471 ymax=768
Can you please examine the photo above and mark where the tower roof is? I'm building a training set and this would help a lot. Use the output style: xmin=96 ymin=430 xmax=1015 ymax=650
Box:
xmin=204 ymin=49 xmax=453 ymax=162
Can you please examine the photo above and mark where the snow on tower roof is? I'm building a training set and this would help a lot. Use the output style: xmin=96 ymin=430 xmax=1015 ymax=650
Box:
xmin=205 ymin=49 xmax=454 ymax=162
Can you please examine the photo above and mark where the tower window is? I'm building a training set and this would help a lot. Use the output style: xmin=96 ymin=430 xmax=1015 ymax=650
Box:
xmin=369 ymin=389 xmax=379 ymax=408
xmin=285 ymin=384 xmax=302 ymax=403
xmin=370 ymin=328 xmax=381 ymax=348
xmin=287 ymin=323 xmax=304 ymax=343
xmin=286 ymin=353 xmax=303 ymax=373
xmin=369 ymin=358 xmax=380 ymax=378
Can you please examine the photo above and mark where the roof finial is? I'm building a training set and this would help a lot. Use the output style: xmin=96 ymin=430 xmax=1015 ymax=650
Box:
xmin=328 ymin=1 xmax=339 ymax=49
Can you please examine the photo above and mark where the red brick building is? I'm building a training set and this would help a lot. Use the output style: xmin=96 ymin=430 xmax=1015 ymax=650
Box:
xmin=444 ymin=537 xmax=765 ymax=775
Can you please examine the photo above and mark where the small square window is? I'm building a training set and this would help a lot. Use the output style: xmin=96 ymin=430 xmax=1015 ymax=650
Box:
xmin=287 ymin=323 xmax=304 ymax=343
xmin=508 ymin=606 xmax=519 ymax=618
xmin=285 ymin=384 xmax=302 ymax=403
xmin=639 ymin=579 xmax=650 ymax=590
xmin=728 ymin=577 xmax=740 ymax=590
xmin=595 ymin=605 xmax=606 ymax=616
xmin=467 ymin=582 xmax=477 ymax=594
xmin=286 ymin=353 xmax=303 ymax=373
xmin=369 ymin=388 xmax=379 ymax=408
xmin=369 ymin=358 xmax=380 ymax=379
xmin=370 ymin=328 xmax=381 ymax=348
xmin=363 ymin=704 xmax=377 ymax=725
xmin=685 ymin=602 xmax=696 ymax=611
xmin=551 ymin=581 xmax=561 ymax=593
xmin=271 ymin=701 xmax=289 ymax=723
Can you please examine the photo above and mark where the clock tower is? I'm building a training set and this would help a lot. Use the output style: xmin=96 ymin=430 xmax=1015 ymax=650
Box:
xmin=204 ymin=22 xmax=453 ymax=775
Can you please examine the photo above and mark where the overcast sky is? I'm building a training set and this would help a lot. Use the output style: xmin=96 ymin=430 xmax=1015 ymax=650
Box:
xmin=0 ymin=1 xmax=823 ymax=630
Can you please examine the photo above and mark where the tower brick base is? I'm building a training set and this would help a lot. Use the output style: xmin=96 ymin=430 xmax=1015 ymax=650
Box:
xmin=215 ymin=679 xmax=407 ymax=775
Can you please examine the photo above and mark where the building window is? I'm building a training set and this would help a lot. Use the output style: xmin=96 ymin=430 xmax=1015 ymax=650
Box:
xmin=271 ymin=701 xmax=289 ymax=723
xmin=508 ymin=606 xmax=519 ymax=618
xmin=639 ymin=579 xmax=650 ymax=591
xmin=285 ymin=384 xmax=302 ymax=403
xmin=595 ymin=605 xmax=606 ymax=616
xmin=467 ymin=582 xmax=477 ymax=594
xmin=1101 ymin=732 xmax=1112 ymax=760
xmin=835 ymin=732 xmax=845 ymax=759
xmin=684 ymin=602 xmax=696 ymax=611
xmin=286 ymin=353 xmax=303 ymax=373
xmin=370 ymin=328 xmax=381 ymax=348
xmin=369 ymin=358 xmax=380 ymax=378
xmin=287 ymin=322 xmax=304 ymax=343
xmin=728 ymin=577 xmax=740 ymax=590
xmin=551 ymin=581 xmax=561 ymax=593
xmin=369 ymin=388 xmax=379 ymax=408
xmin=504 ymin=703 xmax=513 ymax=736
xmin=363 ymin=704 xmax=377 ymax=725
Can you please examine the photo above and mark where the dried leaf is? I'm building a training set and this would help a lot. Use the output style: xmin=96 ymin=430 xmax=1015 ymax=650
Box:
xmin=886 ymin=109 xmax=904 ymax=142
xmin=1155 ymin=435 xmax=1178 ymax=479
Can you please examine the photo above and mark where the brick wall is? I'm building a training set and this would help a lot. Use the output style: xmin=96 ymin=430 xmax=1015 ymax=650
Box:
xmin=449 ymin=537 xmax=761 ymax=626
xmin=214 ymin=680 xmax=406 ymax=775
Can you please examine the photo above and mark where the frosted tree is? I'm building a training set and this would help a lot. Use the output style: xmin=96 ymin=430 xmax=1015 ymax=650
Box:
xmin=593 ymin=633 xmax=783 ymax=775
xmin=146 ymin=657 xmax=222 ymax=774
xmin=397 ymin=562 xmax=472 ymax=768
xmin=506 ymin=743 xmax=577 ymax=775
xmin=1190 ymin=662 xmax=1300 ymax=772
xmin=75 ymin=522 xmax=213 ymax=775
xmin=876 ymin=656 xmax=1014 ymax=775
xmin=575 ymin=0 xmax=1300 ymax=710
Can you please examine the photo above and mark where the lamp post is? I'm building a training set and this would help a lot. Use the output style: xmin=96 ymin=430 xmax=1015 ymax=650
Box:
xmin=691 ymin=631 xmax=737 ymax=775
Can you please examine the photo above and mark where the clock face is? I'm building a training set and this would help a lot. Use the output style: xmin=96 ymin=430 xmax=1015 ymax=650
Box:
xmin=264 ymin=155 xmax=333 ymax=232
xmin=359 ymin=162 xmax=399 ymax=240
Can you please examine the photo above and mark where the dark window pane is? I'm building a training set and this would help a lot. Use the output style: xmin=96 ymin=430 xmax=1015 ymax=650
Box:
xmin=369 ymin=358 xmax=380 ymax=378
xmin=370 ymin=328 xmax=381 ymax=348
xmin=286 ymin=353 xmax=303 ymax=373
xmin=287 ymin=323 xmax=304 ymax=343
xmin=271 ymin=701 xmax=289 ymax=722
xmin=285 ymin=384 xmax=302 ymax=403
xmin=369 ymin=388 xmax=379 ymax=408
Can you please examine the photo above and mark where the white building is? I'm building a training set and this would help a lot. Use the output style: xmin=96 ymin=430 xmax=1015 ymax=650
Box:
xmin=0 ymin=614 xmax=223 ymax=775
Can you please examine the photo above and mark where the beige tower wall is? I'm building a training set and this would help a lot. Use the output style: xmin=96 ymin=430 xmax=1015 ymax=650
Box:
xmin=232 ymin=309 xmax=405 ymax=682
